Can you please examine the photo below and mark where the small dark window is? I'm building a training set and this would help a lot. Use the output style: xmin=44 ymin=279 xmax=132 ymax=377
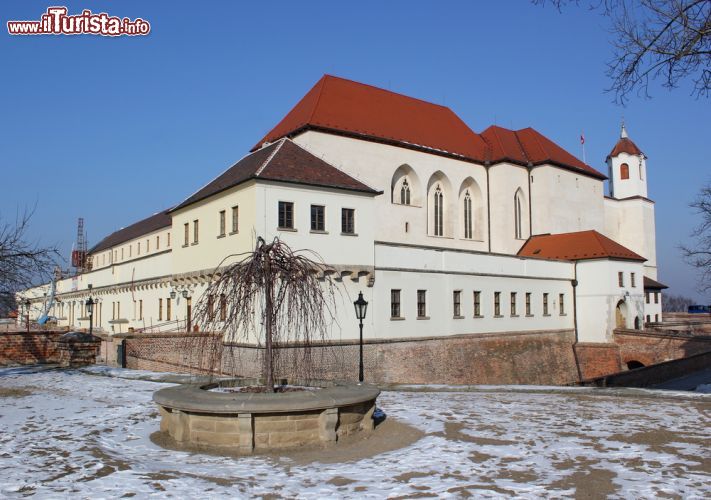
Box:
xmin=417 ymin=290 xmax=427 ymax=318
xmin=559 ymin=293 xmax=565 ymax=315
xmin=183 ymin=223 xmax=189 ymax=246
xmin=525 ymin=292 xmax=532 ymax=316
xmin=219 ymin=210 xmax=226 ymax=237
xmin=494 ymin=292 xmax=501 ymax=316
xmin=193 ymin=220 xmax=199 ymax=244
xmin=400 ymin=179 xmax=411 ymax=205
xmin=391 ymin=289 xmax=401 ymax=318
xmin=654 ymin=292 xmax=659 ymax=304
xmin=645 ymin=292 xmax=650 ymax=304
xmin=453 ymin=291 xmax=462 ymax=317
xmin=278 ymin=201 xmax=294 ymax=229
xmin=510 ymin=292 xmax=517 ymax=316
xmin=618 ymin=272 xmax=624 ymax=287
xmin=231 ymin=206 xmax=239 ymax=233
xmin=311 ymin=205 xmax=325 ymax=231
xmin=631 ymin=272 xmax=636 ymax=288
xmin=543 ymin=293 xmax=549 ymax=315
xmin=342 ymin=208 xmax=355 ymax=234
xmin=473 ymin=291 xmax=481 ymax=317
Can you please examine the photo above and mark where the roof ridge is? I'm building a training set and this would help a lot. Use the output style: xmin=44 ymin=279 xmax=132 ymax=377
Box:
xmin=322 ymin=74 xmax=453 ymax=110
xmin=255 ymin=138 xmax=287 ymax=177
xmin=308 ymin=76 xmax=327 ymax=125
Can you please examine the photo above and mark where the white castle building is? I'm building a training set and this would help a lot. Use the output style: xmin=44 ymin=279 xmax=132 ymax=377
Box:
xmin=21 ymin=75 xmax=667 ymax=372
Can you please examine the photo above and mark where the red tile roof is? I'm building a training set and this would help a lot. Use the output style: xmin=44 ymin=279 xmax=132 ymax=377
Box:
xmin=173 ymin=138 xmax=378 ymax=212
xmin=481 ymin=125 xmax=606 ymax=179
xmin=90 ymin=210 xmax=171 ymax=254
xmin=253 ymin=75 xmax=490 ymax=161
xmin=608 ymin=137 xmax=643 ymax=158
xmin=517 ymin=230 xmax=646 ymax=262
xmin=254 ymin=75 xmax=605 ymax=179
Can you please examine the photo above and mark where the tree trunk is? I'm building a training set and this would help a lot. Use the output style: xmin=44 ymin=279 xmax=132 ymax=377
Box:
xmin=264 ymin=251 xmax=275 ymax=392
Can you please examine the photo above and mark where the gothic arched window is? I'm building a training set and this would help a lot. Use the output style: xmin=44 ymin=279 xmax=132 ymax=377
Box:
xmin=400 ymin=179 xmax=411 ymax=205
xmin=434 ymin=185 xmax=444 ymax=236
xmin=463 ymin=190 xmax=472 ymax=239
xmin=514 ymin=191 xmax=523 ymax=239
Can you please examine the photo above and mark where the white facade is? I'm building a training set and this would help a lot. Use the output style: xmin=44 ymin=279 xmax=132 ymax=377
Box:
xmin=20 ymin=109 xmax=662 ymax=347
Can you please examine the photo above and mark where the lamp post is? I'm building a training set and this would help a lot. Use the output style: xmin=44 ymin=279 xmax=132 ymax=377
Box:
xmin=24 ymin=299 xmax=31 ymax=333
xmin=85 ymin=296 xmax=95 ymax=336
xmin=353 ymin=291 xmax=368 ymax=383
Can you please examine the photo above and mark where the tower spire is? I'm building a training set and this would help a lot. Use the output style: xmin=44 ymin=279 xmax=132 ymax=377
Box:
xmin=620 ymin=118 xmax=628 ymax=139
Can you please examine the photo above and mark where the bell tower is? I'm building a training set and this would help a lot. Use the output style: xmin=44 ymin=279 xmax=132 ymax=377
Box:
xmin=607 ymin=123 xmax=647 ymax=200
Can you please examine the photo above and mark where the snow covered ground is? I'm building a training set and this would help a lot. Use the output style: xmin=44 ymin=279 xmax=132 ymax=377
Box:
xmin=0 ymin=366 xmax=709 ymax=498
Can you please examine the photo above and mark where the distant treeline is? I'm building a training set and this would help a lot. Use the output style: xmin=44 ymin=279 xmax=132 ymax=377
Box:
xmin=662 ymin=294 xmax=696 ymax=313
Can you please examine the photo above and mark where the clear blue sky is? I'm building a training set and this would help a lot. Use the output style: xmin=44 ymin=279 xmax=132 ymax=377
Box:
xmin=2 ymin=1 xmax=709 ymax=301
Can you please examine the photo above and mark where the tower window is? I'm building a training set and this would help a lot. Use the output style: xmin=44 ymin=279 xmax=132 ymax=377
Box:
xmin=620 ymin=163 xmax=629 ymax=180
xmin=463 ymin=190 xmax=473 ymax=239
xmin=400 ymin=179 xmax=411 ymax=205
xmin=433 ymin=185 xmax=444 ymax=236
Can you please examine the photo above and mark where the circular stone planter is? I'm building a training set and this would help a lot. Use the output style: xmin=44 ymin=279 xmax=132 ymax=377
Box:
xmin=153 ymin=379 xmax=380 ymax=453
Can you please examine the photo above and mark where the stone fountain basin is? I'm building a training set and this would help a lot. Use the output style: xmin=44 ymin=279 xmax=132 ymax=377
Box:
xmin=153 ymin=379 xmax=380 ymax=452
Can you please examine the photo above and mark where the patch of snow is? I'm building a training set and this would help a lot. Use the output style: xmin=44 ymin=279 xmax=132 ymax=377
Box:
xmin=0 ymin=366 xmax=709 ymax=497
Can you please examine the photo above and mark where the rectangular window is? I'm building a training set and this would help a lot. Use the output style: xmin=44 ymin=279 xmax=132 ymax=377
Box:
xmin=510 ymin=292 xmax=517 ymax=316
xmin=220 ymin=294 xmax=227 ymax=321
xmin=129 ymin=245 xmax=132 ymax=258
xmin=117 ymin=302 xmax=120 ymax=320
xmin=231 ymin=206 xmax=239 ymax=233
xmin=526 ymin=292 xmax=532 ymax=316
xmin=184 ymin=223 xmax=189 ymax=246
xmin=158 ymin=298 xmax=163 ymax=321
xmin=167 ymin=232 xmax=171 ymax=247
xmin=631 ymin=272 xmax=636 ymax=288
xmin=139 ymin=300 xmax=143 ymax=321
xmin=494 ymin=292 xmax=501 ymax=316
xmin=193 ymin=220 xmax=199 ymax=244
xmin=311 ymin=205 xmax=325 ymax=231
xmin=543 ymin=293 xmax=549 ymax=315
xmin=645 ymin=292 xmax=650 ymax=304
xmin=207 ymin=295 xmax=215 ymax=321
xmin=473 ymin=291 xmax=481 ymax=317
xmin=166 ymin=298 xmax=172 ymax=321
xmin=146 ymin=239 xmax=150 ymax=252
xmin=646 ymin=314 xmax=650 ymax=323
xmin=121 ymin=248 xmax=124 ymax=260
xmin=417 ymin=290 xmax=427 ymax=318
xmin=453 ymin=290 xmax=462 ymax=317
xmin=559 ymin=293 xmax=565 ymax=315
xmin=655 ymin=313 xmax=659 ymax=322
xmin=156 ymin=235 xmax=160 ymax=250
xmin=391 ymin=289 xmax=401 ymax=318
xmin=654 ymin=292 xmax=659 ymax=304
xmin=278 ymin=201 xmax=294 ymax=229
xmin=618 ymin=272 xmax=624 ymax=287
xmin=112 ymin=302 xmax=116 ymax=320
xmin=137 ymin=242 xmax=141 ymax=255
xmin=341 ymin=208 xmax=355 ymax=234
xmin=219 ymin=210 xmax=226 ymax=237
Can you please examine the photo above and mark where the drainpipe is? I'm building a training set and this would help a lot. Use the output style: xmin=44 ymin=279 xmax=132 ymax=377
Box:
xmin=485 ymin=163 xmax=491 ymax=253
xmin=572 ymin=261 xmax=583 ymax=383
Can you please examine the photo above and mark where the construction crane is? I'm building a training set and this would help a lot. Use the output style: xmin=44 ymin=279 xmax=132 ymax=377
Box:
xmin=71 ymin=217 xmax=88 ymax=275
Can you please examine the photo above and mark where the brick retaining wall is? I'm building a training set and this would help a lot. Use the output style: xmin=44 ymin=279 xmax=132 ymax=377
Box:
xmin=0 ymin=331 xmax=63 ymax=366
xmin=614 ymin=329 xmax=711 ymax=367
xmin=120 ymin=329 xmax=583 ymax=385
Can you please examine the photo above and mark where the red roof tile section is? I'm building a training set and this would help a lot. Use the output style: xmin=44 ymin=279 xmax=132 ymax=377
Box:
xmin=255 ymin=75 xmax=605 ymax=179
xmin=481 ymin=126 xmax=606 ymax=179
xmin=253 ymin=75 xmax=490 ymax=161
xmin=608 ymin=137 xmax=643 ymax=158
xmin=517 ymin=230 xmax=646 ymax=262
xmin=173 ymin=139 xmax=377 ymax=212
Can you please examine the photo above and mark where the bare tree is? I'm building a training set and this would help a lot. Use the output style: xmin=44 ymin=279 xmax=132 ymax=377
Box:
xmin=681 ymin=182 xmax=711 ymax=294
xmin=662 ymin=293 xmax=695 ymax=311
xmin=0 ymin=208 xmax=60 ymax=314
xmin=189 ymin=236 xmax=339 ymax=392
xmin=534 ymin=0 xmax=711 ymax=103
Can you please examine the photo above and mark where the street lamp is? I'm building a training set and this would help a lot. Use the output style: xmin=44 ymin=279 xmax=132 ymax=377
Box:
xmin=353 ymin=291 xmax=368 ymax=383
xmin=24 ymin=299 xmax=31 ymax=333
xmin=85 ymin=296 xmax=95 ymax=336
